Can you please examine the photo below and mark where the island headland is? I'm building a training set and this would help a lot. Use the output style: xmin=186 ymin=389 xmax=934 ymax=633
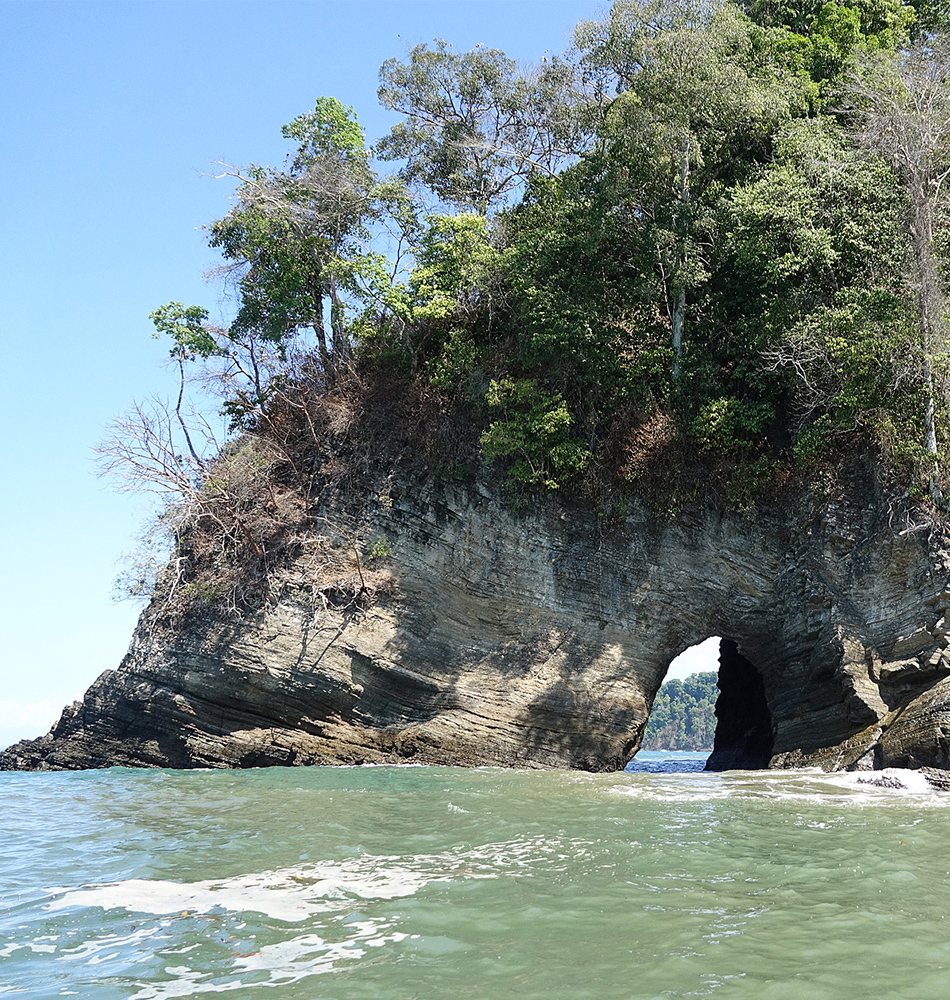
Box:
xmin=7 ymin=1 xmax=950 ymax=776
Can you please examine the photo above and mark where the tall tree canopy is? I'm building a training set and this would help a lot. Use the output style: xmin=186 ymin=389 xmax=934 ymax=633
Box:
xmin=574 ymin=0 xmax=802 ymax=383
xmin=377 ymin=40 xmax=581 ymax=213
xmin=210 ymin=97 xmax=389 ymax=379
xmin=848 ymin=37 xmax=950 ymax=495
xmin=111 ymin=0 xmax=950 ymax=604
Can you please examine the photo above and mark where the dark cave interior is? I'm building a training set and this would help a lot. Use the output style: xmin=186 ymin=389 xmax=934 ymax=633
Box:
xmin=705 ymin=639 xmax=774 ymax=771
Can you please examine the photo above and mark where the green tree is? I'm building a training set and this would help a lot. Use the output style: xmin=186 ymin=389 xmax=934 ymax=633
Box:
xmin=642 ymin=671 xmax=718 ymax=750
xmin=911 ymin=0 xmax=950 ymax=34
xmin=378 ymin=40 xmax=582 ymax=213
xmin=500 ymin=169 xmax=669 ymax=412
xmin=707 ymin=118 xmax=911 ymax=451
xmin=575 ymin=0 xmax=800 ymax=384
xmin=406 ymin=212 xmax=501 ymax=389
xmin=849 ymin=38 xmax=950 ymax=496
xmin=410 ymin=213 xmax=501 ymax=323
xmin=211 ymin=97 xmax=394 ymax=379
xmin=480 ymin=377 xmax=590 ymax=489
xmin=741 ymin=1 xmax=916 ymax=92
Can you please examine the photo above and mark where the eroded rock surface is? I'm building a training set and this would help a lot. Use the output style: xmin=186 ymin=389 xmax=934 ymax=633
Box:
xmin=5 ymin=467 xmax=950 ymax=773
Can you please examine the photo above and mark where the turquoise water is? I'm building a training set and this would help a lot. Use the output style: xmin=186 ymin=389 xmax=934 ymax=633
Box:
xmin=2 ymin=760 xmax=949 ymax=998
xmin=625 ymin=750 xmax=708 ymax=773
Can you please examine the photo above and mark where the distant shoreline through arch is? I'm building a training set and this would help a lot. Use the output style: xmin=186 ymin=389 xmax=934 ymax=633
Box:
xmin=631 ymin=636 xmax=775 ymax=773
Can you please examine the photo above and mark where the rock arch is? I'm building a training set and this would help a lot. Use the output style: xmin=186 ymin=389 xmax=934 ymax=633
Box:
xmin=4 ymin=471 xmax=950 ymax=774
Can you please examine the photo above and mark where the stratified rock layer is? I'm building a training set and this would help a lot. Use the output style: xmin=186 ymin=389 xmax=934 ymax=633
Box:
xmin=5 ymin=467 xmax=950 ymax=773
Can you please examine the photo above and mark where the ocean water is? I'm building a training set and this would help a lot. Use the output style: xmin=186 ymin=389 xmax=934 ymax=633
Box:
xmin=2 ymin=757 xmax=949 ymax=999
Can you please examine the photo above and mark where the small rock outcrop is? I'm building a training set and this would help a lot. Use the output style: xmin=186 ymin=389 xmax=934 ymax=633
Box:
xmin=5 ymin=464 xmax=950 ymax=774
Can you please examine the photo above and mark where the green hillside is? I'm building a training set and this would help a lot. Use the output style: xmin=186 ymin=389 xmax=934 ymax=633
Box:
xmin=641 ymin=672 xmax=719 ymax=751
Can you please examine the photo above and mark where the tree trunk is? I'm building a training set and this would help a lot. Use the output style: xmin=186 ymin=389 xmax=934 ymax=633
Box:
xmin=672 ymin=287 xmax=685 ymax=384
xmin=328 ymin=275 xmax=352 ymax=366
xmin=911 ymin=188 xmax=942 ymax=501
xmin=307 ymin=270 xmax=334 ymax=378
xmin=671 ymin=135 xmax=690 ymax=386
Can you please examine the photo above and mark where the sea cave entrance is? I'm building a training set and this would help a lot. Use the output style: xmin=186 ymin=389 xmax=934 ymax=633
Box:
xmin=627 ymin=637 xmax=774 ymax=773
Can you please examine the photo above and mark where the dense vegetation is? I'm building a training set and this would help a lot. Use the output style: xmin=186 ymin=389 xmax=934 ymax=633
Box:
xmin=641 ymin=672 xmax=718 ymax=751
xmin=101 ymin=0 xmax=950 ymax=610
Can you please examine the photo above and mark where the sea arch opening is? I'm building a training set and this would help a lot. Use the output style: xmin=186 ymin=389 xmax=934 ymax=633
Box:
xmin=629 ymin=636 xmax=775 ymax=773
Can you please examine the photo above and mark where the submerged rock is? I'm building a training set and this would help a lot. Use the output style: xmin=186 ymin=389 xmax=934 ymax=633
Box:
xmin=5 ymin=467 xmax=950 ymax=773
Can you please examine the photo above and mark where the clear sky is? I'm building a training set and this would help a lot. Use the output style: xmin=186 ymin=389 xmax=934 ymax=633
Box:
xmin=0 ymin=0 xmax=719 ymax=750
xmin=665 ymin=636 xmax=721 ymax=682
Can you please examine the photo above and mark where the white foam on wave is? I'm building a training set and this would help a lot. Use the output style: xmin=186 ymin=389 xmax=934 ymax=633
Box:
xmin=607 ymin=774 xmax=735 ymax=804
xmin=47 ymin=834 xmax=591 ymax=923
xmin=49 ymin=861 xmax=443 ymax=923
xmin=823 ymin=767 xmax=937 ymax=795
xmin=606 ymin=767 xmax=950 ymax=806
xmin=36 ymin=836 xmax=594 ymax=999
xmin=127 ymin=920 xmax=411 ymax=999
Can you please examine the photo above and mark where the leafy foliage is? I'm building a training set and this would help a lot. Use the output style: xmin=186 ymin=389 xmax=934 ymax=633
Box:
xmin=110 ymin=1 xmax=950 ymax=613
xmin=209 ymin=98 xmax=399 ymax=378
xmin=480 ymin=378 xmax=590 ymax=489
xmin=377 ymin=40 xmax=581 ymax=212
xmin=740 ymin=0 xmax=917 ymax=101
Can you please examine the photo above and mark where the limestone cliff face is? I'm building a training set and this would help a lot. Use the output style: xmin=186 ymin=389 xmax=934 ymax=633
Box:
xmin=5 ymin=465 xmax=950 ymax=773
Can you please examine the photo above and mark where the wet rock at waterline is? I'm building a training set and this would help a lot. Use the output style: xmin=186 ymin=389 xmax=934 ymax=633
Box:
xmin=5 ymin=467 xmax=950 ymax=776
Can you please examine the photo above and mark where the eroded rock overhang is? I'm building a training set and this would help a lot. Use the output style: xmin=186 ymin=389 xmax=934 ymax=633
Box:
xmin=3 ymin=468 xmax=950 ymax=773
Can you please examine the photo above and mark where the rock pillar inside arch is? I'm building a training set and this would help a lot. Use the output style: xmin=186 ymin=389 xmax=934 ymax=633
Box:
xmin=704 ymin=639 xmax=774 ymax=771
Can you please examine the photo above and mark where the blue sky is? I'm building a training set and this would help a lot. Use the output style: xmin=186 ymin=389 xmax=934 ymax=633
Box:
xmin=0 ymin=0 xmax=717 ymax=749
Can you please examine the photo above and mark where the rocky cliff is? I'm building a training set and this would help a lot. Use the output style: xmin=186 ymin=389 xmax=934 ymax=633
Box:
xmin=5 ymin=462 xmax=950 ymax=774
